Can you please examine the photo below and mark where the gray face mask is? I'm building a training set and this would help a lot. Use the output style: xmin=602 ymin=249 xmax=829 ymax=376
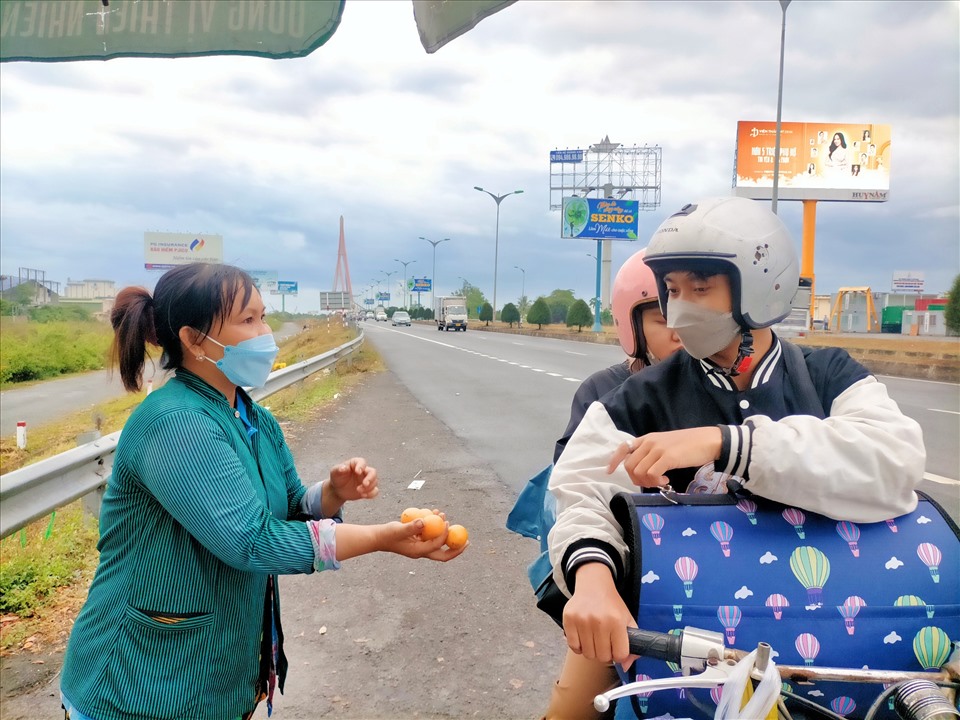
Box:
xmin=666 ymin=299 xmax=741 ymax=360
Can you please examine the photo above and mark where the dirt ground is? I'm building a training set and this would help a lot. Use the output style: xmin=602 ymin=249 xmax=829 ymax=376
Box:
xmin=0 ymin=369 xmax=566 ymax=720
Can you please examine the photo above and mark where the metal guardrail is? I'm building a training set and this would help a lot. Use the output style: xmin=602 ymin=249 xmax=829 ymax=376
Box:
xmin=0 ymin=333 xmax=364 ymax=538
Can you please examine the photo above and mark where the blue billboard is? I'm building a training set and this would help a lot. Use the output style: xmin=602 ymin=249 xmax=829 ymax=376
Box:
xmin=560 ymin=197 xmax=639 ymax=240
xmin=412 ymin=278 xmax=432 ymax=292
xmin=550 ymin=150 xmax=583 ymax=163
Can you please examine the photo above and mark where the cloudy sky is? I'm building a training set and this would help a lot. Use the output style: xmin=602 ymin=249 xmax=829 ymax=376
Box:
xmin=1 ymin=0 xmax=958 ymax=313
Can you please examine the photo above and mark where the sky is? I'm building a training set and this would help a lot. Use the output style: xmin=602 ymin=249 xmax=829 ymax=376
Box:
xmin=1 ymin=0 xmax=958 ymax=314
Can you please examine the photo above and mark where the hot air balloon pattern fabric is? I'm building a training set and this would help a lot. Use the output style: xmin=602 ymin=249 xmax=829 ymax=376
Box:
xmin=783 ymin=507 xmax=806 ymax=539
xmin=836 ymin=521 xmax=861 ymax=557
xmin=790 ymin=546 xmax=831 ymax=607
xmin=913 ymin=626 xmax=952 ymax=670
xmin=917 ymin=543 xmax=942 ymax=584
xmin=736 ymin=498 xmax=757 ymax=525
xmin=641 ymin=512 xmax=664 ymax=546
xmin=609 ymin=492 xmax=959 ymax=720
xmin=674 ymin=556 xmax=698 ymax=599
xmin=710 ymin=520 xmax=734 ymax=557
xmin=795 ymin=632 xmax=820 ymax=666
xmin=717 ymin=605 xmax=742 ymax=644
xmin=894 ymin=594 xmax=935 ymax=619
xmin=838 ymin=596 xmax=867 ymax=635
xmin=830 ymin=696 xmax=856 ymax=717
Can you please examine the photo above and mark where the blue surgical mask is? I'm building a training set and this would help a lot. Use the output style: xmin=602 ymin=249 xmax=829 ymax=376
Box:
xmin=200 ymin=332 xmax=279 ymax=388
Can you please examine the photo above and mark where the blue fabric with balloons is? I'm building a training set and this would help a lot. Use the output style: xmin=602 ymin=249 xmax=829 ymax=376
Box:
xmin=610 ymin=491 xmax=959 ymax=720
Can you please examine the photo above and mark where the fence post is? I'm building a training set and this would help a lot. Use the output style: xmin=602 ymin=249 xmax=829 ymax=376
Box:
xmin=16 ymin=421 xmax=27 ymax=449
xmin=77 ymin=430 xmax=105 ymax=519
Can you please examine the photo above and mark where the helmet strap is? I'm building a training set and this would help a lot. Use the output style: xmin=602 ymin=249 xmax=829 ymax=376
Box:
xmin=722 ymin=330 xmax=755 ymax=377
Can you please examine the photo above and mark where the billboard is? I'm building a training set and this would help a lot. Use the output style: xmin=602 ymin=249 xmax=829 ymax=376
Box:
xmin=550 ymin=149 xmax=583 ymax=163
xmin=560 ymin=197 xmax=640 ymax=240
xmin=144 ymin=232 xmax=223 ymax=269
xmin=377 ymin=292 xmax=390 ymax=302
xmin=733 ymin=121 xmax=891 ymax=202
xmin=412 ymin=278 xmax=432 ymax=292
xmin=273 ymin=281 xmax=298 ymax=296
xmin=248 ymin=270 xmax=278 ymax=294
xmin=319 ymin=291 xmax=350 ymax=310
xmin=892 ymin=271 xmax=925 ymax=293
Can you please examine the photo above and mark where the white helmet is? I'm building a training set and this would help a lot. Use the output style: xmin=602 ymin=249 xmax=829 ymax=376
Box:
xmin=643 ymin=197 xmax=799 ymax=329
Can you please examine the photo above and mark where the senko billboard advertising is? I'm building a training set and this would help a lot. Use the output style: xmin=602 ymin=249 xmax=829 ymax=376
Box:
xmin=560 ymin=197 xmax=639 ymax=240
xmin=733 ymin=121 xmax=891 ymax=202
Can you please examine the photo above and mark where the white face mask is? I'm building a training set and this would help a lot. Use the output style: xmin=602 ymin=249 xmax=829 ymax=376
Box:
xmin=666 ymin=299 xmax=741 ymax=360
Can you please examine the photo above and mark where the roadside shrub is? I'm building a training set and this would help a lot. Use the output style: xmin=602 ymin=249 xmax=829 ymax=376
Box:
xmin=0 ymin=320 xmax=111 ymax=385
xmin=946 ymin=274 xmax=960 ymax=335
xmin=527 ymin=298 xmax=551 ymax=329
xmin=479 ymin=302 xmax=493 ymax=325
xmin=501 ymin=303 xmax=520 ymax=328
xmin=566 ymin=299 xmax=595 ymax=332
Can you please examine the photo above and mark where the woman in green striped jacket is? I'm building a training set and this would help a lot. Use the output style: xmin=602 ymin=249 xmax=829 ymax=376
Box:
xmin=60 ymin=263 xmax=465 ymax=720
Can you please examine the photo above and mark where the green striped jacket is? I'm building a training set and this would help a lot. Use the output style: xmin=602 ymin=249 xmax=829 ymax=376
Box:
xmin=61 ymin=370 xmax=318 ymax=719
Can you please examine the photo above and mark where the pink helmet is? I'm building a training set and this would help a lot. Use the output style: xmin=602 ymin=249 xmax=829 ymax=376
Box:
xmin=612 ymin=248 xmax=660 ymax=358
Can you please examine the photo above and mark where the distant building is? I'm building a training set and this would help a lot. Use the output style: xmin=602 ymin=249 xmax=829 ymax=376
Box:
xmin=62 ymin=278 xmax=117 ymax=318
xmin=63 ymin=278 xmax=117 ymax=302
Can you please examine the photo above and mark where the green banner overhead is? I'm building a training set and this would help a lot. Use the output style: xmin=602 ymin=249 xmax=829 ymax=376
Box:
xmin=0 ymin=0 xmax=345 ymax=62
xmin=0 ymin=0 xmax=518 ymax=62
xmin=413 ymin=0 xmax=516 ymax=54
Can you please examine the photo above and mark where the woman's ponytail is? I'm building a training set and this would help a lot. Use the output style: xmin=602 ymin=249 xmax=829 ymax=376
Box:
xmin=110 ymin=286 xmax=157 ymax=392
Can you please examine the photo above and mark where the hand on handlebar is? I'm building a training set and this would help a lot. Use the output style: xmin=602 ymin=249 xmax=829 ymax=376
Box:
xmin=562 ymin=563 xmax=639 ymax=670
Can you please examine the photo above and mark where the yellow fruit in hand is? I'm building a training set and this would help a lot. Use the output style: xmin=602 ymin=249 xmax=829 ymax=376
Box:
xmin=419 ymin=514 xmax=446 ymax=541
xmin=446 ymin=524 xmax=468 ymax=550
xmin=401 ymin=507 xmax=428 ymax=523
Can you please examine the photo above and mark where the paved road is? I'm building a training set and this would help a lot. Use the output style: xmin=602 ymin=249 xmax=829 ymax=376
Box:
xmin=362 ymin=322 xmax=959 ymax=510
xmin=0 ymin=323 xmax=303 ymax=437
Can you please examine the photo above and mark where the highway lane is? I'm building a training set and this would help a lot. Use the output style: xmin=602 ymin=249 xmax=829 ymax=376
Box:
xmin=363 ymin=322 xmax=959 ymax=513
xmin=361 ymin=321 xmax=623 ymax=492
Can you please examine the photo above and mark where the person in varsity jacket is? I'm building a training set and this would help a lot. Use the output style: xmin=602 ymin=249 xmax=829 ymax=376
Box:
xmin=547 ymin=196 xmax=924 ymax=669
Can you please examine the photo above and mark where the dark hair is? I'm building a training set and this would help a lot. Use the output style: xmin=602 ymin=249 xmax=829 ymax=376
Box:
xmin=110 ymin=263 xmax=257 ymax=392
xmin=828 ymin=132 xmax=847 ymax=159
xmin=627 ymin=303 xmax=662 ymax=372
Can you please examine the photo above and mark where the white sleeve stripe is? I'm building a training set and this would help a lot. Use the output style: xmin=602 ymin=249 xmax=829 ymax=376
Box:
xmin=567 ymin=547 xmax=618 ymax=577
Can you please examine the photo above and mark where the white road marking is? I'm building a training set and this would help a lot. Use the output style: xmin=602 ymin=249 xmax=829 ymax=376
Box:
xmin=928 ymin=408 xmax=960 ymax=416
xmin=565 ymin=350 xmax=587 ymax=356
xmin=374 ymin=326 xmax=578 ymax=385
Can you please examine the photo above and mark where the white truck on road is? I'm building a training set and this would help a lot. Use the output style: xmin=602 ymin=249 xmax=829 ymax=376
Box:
xmin=435 ymin=296 xmax=468 ymax=331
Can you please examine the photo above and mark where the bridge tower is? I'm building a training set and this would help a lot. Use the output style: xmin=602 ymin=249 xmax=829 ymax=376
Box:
xmin=332 ymin=216 xmax=353 ymax=303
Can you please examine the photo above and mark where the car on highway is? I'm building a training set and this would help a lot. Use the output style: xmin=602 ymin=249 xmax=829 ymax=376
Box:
xmin=376 ymin=310 xmax=388 ymax=322
xmin=365 ymin=311 xmax=375 ymax=320
xmin=391 ymin=311 xmax=411 ymax=326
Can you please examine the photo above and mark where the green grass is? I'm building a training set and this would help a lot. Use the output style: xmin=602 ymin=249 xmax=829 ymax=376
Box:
xmin=0 ymin=504 xmax=100 ymax=616
xmin=0 ymin=318 xmax=113 ymax=386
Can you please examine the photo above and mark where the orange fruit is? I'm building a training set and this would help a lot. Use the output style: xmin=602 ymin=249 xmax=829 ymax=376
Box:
xmin=400 ymin=507 xmax=427 ymax=523
xmin=419 ymin=513 xmax=446 ymax=541
xmin=446 ymin=525 xmax=468 ymax=550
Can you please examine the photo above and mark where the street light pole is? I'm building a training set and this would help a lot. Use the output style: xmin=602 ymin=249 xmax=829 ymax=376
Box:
xmin=420 ymin=236 xmax=450 ymax=311
xmin=771 ymin=0 xmax=791 ymax=214
xmin=514 ymin=265 xmax=525 ymax=327
xmin=474 ymin=186 xmax=523 ymax=323
xmin=394 ymin=259 xmax=416 ymax=309
xmin=381 ymin=270 xmax=397 ymax=306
